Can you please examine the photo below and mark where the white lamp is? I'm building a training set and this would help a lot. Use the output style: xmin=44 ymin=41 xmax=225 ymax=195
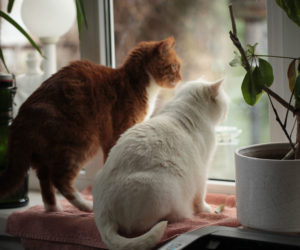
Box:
xmin=21 ymin=0 xmax=76 ymax=80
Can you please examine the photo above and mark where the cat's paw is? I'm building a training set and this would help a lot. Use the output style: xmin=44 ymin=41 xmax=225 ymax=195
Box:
xmin=201 ymin=202 xmax=212 ymax=213
xmin=44 ymin=203 xmax=63 ymax=212
xmin=76 ymin=200 xmax=93 ymax=212
xmin=69 ymin=191 xmax=93 ymax=212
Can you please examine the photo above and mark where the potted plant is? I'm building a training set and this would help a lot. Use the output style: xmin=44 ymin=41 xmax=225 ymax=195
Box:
xmin=229 ymin=1 xmax=300 ymax=232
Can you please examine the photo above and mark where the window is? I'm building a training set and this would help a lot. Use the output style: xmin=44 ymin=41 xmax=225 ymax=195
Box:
xmin=113 ymin=0 xmax=269 ymax=181
xmin=267 ymin=1 xmax=300 ymax=143
xmin=0 ymin=0 xmax=80 ymax=75
xmin=1 ymin=0 xmax=80 ymax=190
xmin=4 ymin=1 xmax=297 ymax=193
xmin=78 ymin=0 xmax=276 ymax=193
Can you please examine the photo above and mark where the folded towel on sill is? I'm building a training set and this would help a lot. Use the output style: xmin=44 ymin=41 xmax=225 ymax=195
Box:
xmin=6 ymin=188 xmax=240 ymax=250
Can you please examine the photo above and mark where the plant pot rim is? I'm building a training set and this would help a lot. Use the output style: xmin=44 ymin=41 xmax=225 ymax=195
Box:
xmin=235 ymin=142 xmax=300 ymax=162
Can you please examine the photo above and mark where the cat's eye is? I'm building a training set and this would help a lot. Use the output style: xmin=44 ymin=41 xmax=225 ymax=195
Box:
xmin=171 ymin=63 xmax=178 ymax=71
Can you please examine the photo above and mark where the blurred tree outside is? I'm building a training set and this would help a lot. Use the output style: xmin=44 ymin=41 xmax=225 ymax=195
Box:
xmin=0 ymin=0 xmax=269 ymax=180
xmin=114 ymin=0 xmax=269 ymax=180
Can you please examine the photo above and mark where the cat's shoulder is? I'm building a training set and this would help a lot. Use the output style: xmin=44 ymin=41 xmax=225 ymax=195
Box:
xmin=54 ymin=60 xmax=115 ymax=81
xmin=67 ymin=59 xmax=109 ymax=71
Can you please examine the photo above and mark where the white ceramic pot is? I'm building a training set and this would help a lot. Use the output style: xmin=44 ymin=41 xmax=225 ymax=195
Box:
xmin=235 ymin=143 xmax=300 ymax=232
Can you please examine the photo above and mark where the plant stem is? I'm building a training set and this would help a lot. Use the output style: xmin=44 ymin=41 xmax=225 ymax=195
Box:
xmin=229 ymin=5 xmax=300 ymax=116
xmin=283 ymin=143 xmax=299 ymax=160
xmin=254 ymin=54 xmax=300 ymax=60
xmin=290 ymin=118 xmax=297 ymax=138
xmin=229 ymin=31 xmax=251 ymax=72
xmin=284 ymin=88 xmax=295 ymax=127
xmin=229 ymin=5 xmax=251 ymax=72
xmin=262 ymin=86 xmax=299 ymax=115
xmin=268 ymin=94 xmax=295 ymax=152
xmin=229 ymin=4 xmax=237 ymax=37
xmin=295 ymin=116 xmax=300 ymax=159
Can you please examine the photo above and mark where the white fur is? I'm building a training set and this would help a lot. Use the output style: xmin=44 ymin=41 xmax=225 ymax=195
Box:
xmin=44 ymin=202 xmax=62 ymax=212
xmin=92 ymin=79 xmax=228 ymax=250
xmin=69 ymin=191 xmax=93 ymax=212
xmin=144 ymin=73 xmax=161 ymax=121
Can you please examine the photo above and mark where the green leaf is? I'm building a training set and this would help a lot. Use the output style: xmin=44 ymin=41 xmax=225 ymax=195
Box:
xmin=229 ymin=51 xmax=242 ymax=67
xmin=294 ymin=75 xmax=300 ymax=109
xmin=252 ymin=66 xmax=265 ymax=92
xmin=245 ymin=62 xmax=272 ymax=98
xmin=76 ymin=0 xmax=83 ymax=36
xmin=245 ymin=43 xmax=259 ymax=68
xmin=76 ymin=0 xmax=88 ymax=38
xmin=276 ymin=0 xmax=300 ymax=27
xmin=246 ymin=43 xmax=258 ymax=56
xmin=241 ymin=71 xmax=262 ymax=106
xmin=0 ymin=48 xmax=9 ymax=73
xmin=258 ymin=58 xmax=274 ymax=87
xmin=0 ymin=11 xmax=42 ymax=56
xmin=288 ymin=59 xmax=297 ymax=91
xmin=229 ymin=58 xmax=239 ymax=67
xmin=7 ymin=0 xmax=15 ymax=13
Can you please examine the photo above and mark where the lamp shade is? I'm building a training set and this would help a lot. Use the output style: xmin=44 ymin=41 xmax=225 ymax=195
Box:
xmin=21 ymin=0 xmax=76 ymax=39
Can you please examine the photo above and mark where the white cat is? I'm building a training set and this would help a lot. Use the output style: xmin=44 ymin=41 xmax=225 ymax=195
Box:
xmin=92 ymin=79 xmax=228 ymax=250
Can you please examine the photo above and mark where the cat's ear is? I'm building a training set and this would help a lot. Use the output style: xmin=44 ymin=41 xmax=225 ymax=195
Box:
xmin=210 ymin=79 xmax=224 ymax=97
xmin=158 ymin=37 xmax=176 ymax=56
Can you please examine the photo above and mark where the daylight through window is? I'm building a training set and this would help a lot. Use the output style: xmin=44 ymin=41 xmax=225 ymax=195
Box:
xmin=113 ymin=0 xmax=269 ymax=181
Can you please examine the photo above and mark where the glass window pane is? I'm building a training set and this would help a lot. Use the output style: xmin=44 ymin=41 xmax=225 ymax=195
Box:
xmin=114 ymin=0 xmax=269 ymax=181
xmin=0 ymin=0 xmax=80 ymax=75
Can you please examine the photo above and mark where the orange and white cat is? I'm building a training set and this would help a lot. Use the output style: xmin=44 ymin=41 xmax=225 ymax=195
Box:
xmin=0 ymin=37 xmax=181 ymax=212
xmin=93 ymin=79 xmax=228 ymax=250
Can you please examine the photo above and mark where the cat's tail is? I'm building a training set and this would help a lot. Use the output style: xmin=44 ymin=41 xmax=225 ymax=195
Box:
xmin=0 ymin=130 xmax=31 ymax=198
xmin=98 ymin=217 xmax=167 ymax=250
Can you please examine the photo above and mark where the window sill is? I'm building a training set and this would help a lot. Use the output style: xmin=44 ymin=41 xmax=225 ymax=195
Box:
xmin=207 ymin=179 xmax=235 ymax=195
xmin=0 ymin=191 xmax=43 ymax=237
xmin=0 ymin=181 xmax=235 ymax=237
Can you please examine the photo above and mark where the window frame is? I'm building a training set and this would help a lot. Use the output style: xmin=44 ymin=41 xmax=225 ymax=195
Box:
xmin=80 ymin=0 xmax=115 ymax=67
xmin=78 ymin=0 xmax=238 ymax=194
xmin=267 ymin=0 xmax=300 ymax=143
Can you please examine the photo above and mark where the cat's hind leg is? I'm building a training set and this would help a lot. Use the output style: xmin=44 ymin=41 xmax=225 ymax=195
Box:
xmin=37 ymin=169 xmax=62 ymax=212
xmin=49 ymin=143 xmax=96 ymax=212
xmin=53 ymin=176 xmax=93 ymax=212
xmin=193 ymin=192 xmax=212 ymax=214
xmin=164 ymin=196 xmax=195 ymax=223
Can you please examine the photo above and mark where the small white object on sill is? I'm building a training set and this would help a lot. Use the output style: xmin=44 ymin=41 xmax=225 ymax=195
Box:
xmin=13 ymin=51 xmax=43 ymax=118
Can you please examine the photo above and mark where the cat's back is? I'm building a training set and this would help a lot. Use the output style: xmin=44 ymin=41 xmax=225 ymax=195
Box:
xmin=54 ymin=60 xmax=116 ymax=86
xmin=98 ymin=115 xmax=195 ymax=180
xmin=17 ymin=60 xmax=120 ymax=117
xmin=29 ymin=60 xmax=117 ymax=101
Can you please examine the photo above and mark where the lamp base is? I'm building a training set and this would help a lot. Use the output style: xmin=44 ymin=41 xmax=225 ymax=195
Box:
xmin=40 ymin=37 xmax=58 ymax=80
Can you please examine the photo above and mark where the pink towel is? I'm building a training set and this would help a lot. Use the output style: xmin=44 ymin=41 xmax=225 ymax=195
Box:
xmin=6 ymin=188 xmax=240 ymax=250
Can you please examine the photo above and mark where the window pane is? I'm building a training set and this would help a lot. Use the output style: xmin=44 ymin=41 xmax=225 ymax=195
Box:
xmin=113 ymin=0 xmax=269 ymax=181
xmin=1 ymin=0 xmax=81 ymax=190
xmin=0 ymin=0 xmax=80 ymax=75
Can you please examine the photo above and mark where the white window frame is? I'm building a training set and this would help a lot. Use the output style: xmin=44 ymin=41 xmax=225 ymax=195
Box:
xmin=79 ymin=0 xmax=115 ymax=68
xmin=29 ymin=1 xmax=299 ymax=195
xmin=267 ymin=0 xmax=300 ymax=143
